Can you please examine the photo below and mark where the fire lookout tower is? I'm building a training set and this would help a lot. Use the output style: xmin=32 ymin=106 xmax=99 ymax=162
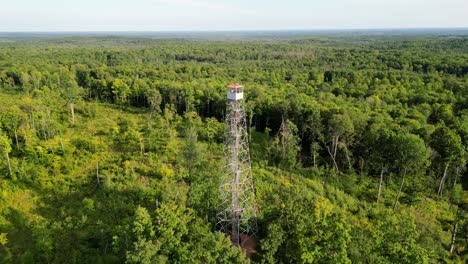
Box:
xmin=216 ymin=83 xmax=258 ymax=247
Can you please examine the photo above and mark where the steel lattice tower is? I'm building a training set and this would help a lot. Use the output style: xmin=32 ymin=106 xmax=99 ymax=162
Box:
xmin=216 ymin=83 xmax=258 ymax=247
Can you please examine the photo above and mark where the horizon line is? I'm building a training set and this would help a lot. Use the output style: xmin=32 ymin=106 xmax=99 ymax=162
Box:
xmin=1 ymin=27 xmax=468 ymax=33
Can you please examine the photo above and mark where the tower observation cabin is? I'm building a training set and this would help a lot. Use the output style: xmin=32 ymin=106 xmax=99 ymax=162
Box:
xmin=227 ymin=83 xmax=244 ymax=101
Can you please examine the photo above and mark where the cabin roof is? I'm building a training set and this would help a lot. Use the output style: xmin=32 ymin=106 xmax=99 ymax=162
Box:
xmin=227 ymin=83 xmax=244 ymax=89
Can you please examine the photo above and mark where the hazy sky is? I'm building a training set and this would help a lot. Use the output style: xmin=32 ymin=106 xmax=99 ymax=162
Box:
xmin=1 ymin=0 xmax=467 ymax=31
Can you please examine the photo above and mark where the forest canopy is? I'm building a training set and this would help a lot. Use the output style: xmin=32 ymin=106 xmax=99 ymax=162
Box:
xmin=0 ymin=33 xmax=467 ymax=263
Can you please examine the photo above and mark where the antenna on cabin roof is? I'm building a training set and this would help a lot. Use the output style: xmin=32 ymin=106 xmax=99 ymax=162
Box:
xmin=216 ymin=83 xmax=258 ymax=249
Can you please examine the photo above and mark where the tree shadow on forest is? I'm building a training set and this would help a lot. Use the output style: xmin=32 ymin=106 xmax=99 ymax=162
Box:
xmin=1 ymin=208 xmax=35 ymax=262
xmin=29 ymin=175 xmax=164 ymax=262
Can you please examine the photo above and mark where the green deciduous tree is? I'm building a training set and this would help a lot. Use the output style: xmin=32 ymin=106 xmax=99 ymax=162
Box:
xmin=393 ymin=133 xmax=430 ymax=209
xmin=260 ymin=194 xmax=351 ymax=263
xmin=274 ymin=119 xmax=300 ymax=169
xmin=430 ymin=126 xmax=465 ymax=197
xmin=0 ymin=106 xmax=26 ymax=149
xmin=0 ymin=132 xmax=12 ymax=177
xmin=368 ymin=127 xmax=398 ymax=202
xmin=112 ymin=78 xmax=131 ymax=104
xmin=326 ymin=113 xmax=355 ymax=172
xmin=371 ymin=208 xmax=429 ymax=263
xmin=126 ymin=206 xmax=162 ymax=264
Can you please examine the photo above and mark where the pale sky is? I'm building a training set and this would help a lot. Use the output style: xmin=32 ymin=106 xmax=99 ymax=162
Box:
xmin=0 ymin=0 xmax=467 ymax=31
